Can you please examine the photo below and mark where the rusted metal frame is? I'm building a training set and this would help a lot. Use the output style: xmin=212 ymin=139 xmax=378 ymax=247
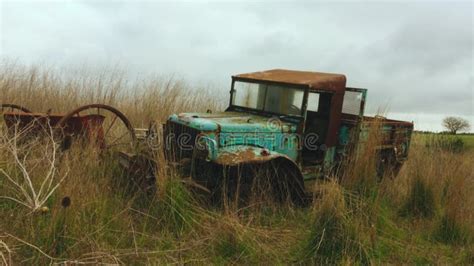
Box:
xmin=232 ymin=76 xmax=311 ymax=90
xmin=3 ymin=112 xmax=62 ymax=134
xmin=342 ymin=88 xmax=366 ymax=154
xmin=301 ymin=87 xmax=309 ymax=117
xmin=233 ymin=70 xmax=346 ymax=96
xmin=359 ymin=98 xmax=366 ymax=118
xmin=228 ymin=79 xmax=236 ymax=110
xmin=364 ymin=119 xmax=413 ymax=127
xmin=261 ymin=83 xmax=269 ymax=111
xmin=390 ymin=126 xmax=397 ymax=147
xmin=299 ymin=86 xmax=346 ymax=150
xmin=296 ymin=87 xmax=310 ymax=165
xmin=316 ymin=90 xmax=342 ymax=149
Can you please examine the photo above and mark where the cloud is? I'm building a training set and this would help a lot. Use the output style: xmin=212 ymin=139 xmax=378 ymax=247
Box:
xmin=0 ymin=1 xmax=472 ymax=129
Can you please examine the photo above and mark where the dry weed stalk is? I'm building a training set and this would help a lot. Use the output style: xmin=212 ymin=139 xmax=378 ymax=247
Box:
xmin=0 ymin=239 xmax=12 ymax=265
xmin=0 ymin=123 xmax=68 ymax=211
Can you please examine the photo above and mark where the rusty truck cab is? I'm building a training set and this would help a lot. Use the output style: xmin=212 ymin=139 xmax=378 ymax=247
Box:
xmin=228 ymin=69 xmax=363 ymax=172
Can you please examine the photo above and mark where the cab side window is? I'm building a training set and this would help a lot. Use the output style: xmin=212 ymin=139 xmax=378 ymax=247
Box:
xmin=307 ymin=92 xmax=319 ymax=112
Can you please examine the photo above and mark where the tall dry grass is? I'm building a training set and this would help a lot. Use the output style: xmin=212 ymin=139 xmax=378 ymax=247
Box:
xmin=302 ymin=118 xmax=474 ymax=264
xmin=394 ymin=135 xmax=474 ymax=243
xmin=0 ymin=60 xmax=224 ymax=127
xmin=0 ymin=62 xmax=473 ymax=264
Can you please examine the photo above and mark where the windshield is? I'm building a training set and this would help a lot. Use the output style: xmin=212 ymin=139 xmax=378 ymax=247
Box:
xmin=231 ymin=81 xmax=305 ymax=116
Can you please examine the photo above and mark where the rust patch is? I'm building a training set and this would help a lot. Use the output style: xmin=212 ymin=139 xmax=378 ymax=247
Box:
xmin=215 ymin=147 xmax=277 ymax=166
xmin=233 ymin=69 xmax=346 ymax=93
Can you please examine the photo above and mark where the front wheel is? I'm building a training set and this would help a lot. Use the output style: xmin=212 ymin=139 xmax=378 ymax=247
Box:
xmin=194 ymin=159 xmax=306 ymax=207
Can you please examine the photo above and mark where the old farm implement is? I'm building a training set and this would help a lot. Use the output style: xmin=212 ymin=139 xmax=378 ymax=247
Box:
xmin=0 ymin=103 xmax=136 ymax=151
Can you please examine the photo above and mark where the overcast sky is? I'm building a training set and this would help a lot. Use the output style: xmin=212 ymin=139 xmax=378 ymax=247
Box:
xmin=1 ymin=0 xmax=472 ymax=131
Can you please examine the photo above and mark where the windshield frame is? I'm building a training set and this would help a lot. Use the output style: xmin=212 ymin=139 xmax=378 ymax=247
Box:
xmin=228 ymin=78 xmax=309 ymax=118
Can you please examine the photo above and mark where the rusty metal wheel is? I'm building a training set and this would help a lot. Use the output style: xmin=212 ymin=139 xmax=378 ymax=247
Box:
xmin=55 ymin=104 xmax=136 ymax=151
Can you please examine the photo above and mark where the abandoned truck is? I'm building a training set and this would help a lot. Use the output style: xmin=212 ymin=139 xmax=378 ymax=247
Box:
xmin=128 ymin=69 xmax=413 ymax=204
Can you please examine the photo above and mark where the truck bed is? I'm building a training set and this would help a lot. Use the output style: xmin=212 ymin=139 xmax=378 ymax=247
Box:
xmin=340 ymin=114 xmax=413 ymax=161
xmin=362 ymin=116 xmax=413 ymax=160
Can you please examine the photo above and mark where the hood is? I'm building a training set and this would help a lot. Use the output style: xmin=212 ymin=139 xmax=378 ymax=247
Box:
xmin=168 ymin=111 xmax=298 ymax=133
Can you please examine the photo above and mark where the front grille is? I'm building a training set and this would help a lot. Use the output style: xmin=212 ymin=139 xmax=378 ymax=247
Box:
xmin=164 ymin=121 xmax=200 ymax=162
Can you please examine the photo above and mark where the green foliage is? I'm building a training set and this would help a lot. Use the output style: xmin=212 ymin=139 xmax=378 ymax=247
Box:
xmin=433 ymin=214 xmax=470 ymax=245
xmin=157 ymin=178 xmax=198 ymax=235
xmin=425 ymin=135 xmax=465 ymax=153
xmin=400 ymin=177 xmax=436 ymax=218
xmin=51 ymin=209 xmax=70 ymax=257
xmin=213 ymin=231 xmax=255 ymax=263
xmin=299 ymin=185 xmax=370 ymax=264
xmin=302 ymin=208 xmax=369 ymax=264
xmin=463 ymin=248 xmax=474 ymax=264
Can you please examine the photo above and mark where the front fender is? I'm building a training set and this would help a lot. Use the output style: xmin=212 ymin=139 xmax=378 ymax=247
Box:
xmin=213 ymin=146 xmax=293 ymax=166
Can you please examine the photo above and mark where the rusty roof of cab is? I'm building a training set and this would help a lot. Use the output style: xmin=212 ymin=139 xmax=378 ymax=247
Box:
xmin=233 ymin=69 xmax=347 ymax=94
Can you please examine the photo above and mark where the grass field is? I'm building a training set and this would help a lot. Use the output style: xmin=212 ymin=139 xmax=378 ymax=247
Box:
xmin=1 ymin=63 xmax=473 ymax=264
xmin=458 ymin=134 xmax=474 ymax=149
xmin=415 ymin=132 xmax=474 ymax=151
